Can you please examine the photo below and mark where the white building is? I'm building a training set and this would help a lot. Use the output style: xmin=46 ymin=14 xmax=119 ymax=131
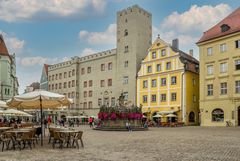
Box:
xmin=43 ymin=5 xmax=152 ymax=116
xmin=0 ymin=35 xmax=19 ymax=101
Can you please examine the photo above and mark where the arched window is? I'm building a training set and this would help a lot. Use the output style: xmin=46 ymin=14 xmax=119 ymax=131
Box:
xmin=189 ymin=112 xmax=195 ymax=122
xmin=212 ymin=108 xmax=224 ymax=122
xmin=124 ymin=29 xmax=128 ymax=36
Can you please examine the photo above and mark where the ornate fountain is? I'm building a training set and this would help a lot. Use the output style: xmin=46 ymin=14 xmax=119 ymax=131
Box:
xmin=94 ymin=94 xmax=147 ymax=131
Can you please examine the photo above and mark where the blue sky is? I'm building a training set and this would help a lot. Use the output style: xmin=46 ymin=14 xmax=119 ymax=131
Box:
xmin=0 ymin=0 xmax=238 ymax=93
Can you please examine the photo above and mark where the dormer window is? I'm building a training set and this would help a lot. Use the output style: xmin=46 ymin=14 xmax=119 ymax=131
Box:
xmin=220 ymin=24 xmax=230 ymax=32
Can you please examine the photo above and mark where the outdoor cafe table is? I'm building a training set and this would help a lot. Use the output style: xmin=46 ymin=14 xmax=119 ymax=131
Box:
xmin=55 ymin=129 xmax=80 ymax=148
xmin=0 ymin=127 xmax=13 ymax=132
xmin=5 ymin=128 xmax=32 ymax=136
xmin=5 ymin=129 xmax=32 ymax=150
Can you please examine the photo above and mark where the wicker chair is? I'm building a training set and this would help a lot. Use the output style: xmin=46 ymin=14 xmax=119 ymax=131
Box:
xmin=48 ymin=128 xmax=54 ymax=144
xmin=72 ymin=131 xmax=84 ymax=149
xmin=16 ymin=132 xmax=32 ymax=150
xmin=32 ymin=128 xmax=38 ymax=144
xmin=1 ymin=132 xmax=13 ymax=151
xmin=52 ymin=131 xmax=65 ymax=149
xmin=29 ymin=130 xmax=36 ymax=148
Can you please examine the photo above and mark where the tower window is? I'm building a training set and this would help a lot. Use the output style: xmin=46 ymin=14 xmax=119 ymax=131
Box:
xmin=124 ymin=46 xmax=129 ymax=53
xmin=125 ymin=19 xmax=128 ymax=23
xmin=124 ymin=61 xmax=128 ymax=67
xmin=123 ymin=76 xmax=129 ymax=85
xmin=124 ymin=29 xmax=128 ymax=36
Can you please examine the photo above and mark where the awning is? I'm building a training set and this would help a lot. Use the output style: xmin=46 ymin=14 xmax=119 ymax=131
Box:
xmin=0 ymin=100 xmax=8 ymax=108
xmin=158 ymin=111 xmax=176 ymax=114
xmin=166 ymin=114 xmax=177 ymax=118
xmin=153 ymin=114 xmax=163 ymax=118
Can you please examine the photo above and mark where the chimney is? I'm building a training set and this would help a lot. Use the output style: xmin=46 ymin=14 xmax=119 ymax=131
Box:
xmin=189 ymin=49 xmax=193 ymax=57
xmin=172 ymin=39 xmax=179 ymax=50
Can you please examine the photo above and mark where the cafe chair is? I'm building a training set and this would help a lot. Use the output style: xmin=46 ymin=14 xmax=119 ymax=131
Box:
xmin=52 ymin=131 xmax=66 ymax=149
xmin=16 ymin=132 xmax=33 ymax=150
xmin=72 ymin=131 xmax=84 ymax=149
xmin=1 ymin=132 xmax=12 ymax=151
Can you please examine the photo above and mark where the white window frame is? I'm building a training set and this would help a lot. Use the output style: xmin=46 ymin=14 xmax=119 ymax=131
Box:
xmin=235 ymin=60 xmax=240 ymax=70
xmin=123 ymin=92 xmax=128 ymax=101
xmin=143 ymin=80 xmax=148 ymax=88
xmin=166 ymin=62 xmax=171 ymax=70
xmin=156 ymin=64 xmax=161 ymax=72
xmin=220 ymin=62 xmax=228 ymax=73
xmin=147 ymin=66 xmax=152 ymax=73
xmin=220 ymin=82 xmax=227 ymax=95
xmin=151 ymin=95 xmax=156 ymax=102
xmin=161 ymin=49 xmax=166 ymax=56
xmin=161 ymin=94 xmax=166 ymax=102
xmin=220 ymin=43 xmax=227 ymax=52
xmin=207 ymin=47 xmax=212 ymax=56
xmin=123 ymin=76 xmax=129 ymax=85
xmin=207 ymin=84 xmax=213 ymax=96
xmin=152 ymin=79 xmax=157 ymax=87
xmin=152 ymin=52 xmax=156 ymax=59
xmin=235 ymin=81 xmax=240 ymax=94
xmin=171 ymin=76 xmax=177 ymax=85
xmin=207 ymin=65 xmax=213 ymax=75
xmin=171 ymin=93 xmax=177 ymax=101
xmin=161 ymin=78 xmax=166 ymax=86
xmin=143 ymin=95 xmax=147 ymax=103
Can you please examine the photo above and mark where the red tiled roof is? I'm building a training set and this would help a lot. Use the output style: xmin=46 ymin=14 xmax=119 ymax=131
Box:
xmin=0 ymin=34 xmax=10 ymax=57
xmin=197 ymin=7 xmax=240 ymax=44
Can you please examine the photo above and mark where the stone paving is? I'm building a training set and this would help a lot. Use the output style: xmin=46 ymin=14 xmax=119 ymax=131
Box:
xmin=0 ymin=126 xmax=240 ymax=161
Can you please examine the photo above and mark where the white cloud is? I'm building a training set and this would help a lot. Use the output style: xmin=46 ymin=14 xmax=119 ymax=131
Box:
xmin=153 ymin=4 xmax=232 ymax=59
xmin=81 ymin=48 xmax=97 ymax=56
xmin=18 ymin=56 xmax=70 ymax=66
xmin=79 ymin=23 xmax=116 ymax=45
xmin=19 ymin=56 xmax=48 ymax=66
xmin=161 ymin=4 xmax=231 ymax=34
xmin=0 ymin=31 xmax=25 ymax=54
xmin=0 ymin=0 xmax=107 ymax=22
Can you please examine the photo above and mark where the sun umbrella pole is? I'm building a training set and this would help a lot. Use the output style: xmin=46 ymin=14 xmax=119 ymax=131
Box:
xmin=40 ymin=95 xmax=43 ymax=146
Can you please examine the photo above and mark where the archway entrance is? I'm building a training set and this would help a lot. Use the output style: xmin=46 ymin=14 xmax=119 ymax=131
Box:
xmin=238 ymin=107 xmax=240 ymax=126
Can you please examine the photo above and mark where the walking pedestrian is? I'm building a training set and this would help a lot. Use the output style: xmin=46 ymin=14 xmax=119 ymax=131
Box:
xmin=89 ymin=117 xmax=93 ymax=128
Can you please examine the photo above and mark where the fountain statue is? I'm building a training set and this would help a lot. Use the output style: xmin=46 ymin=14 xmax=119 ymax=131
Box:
xmin=94 ymin=93 xmax=147 ymax=131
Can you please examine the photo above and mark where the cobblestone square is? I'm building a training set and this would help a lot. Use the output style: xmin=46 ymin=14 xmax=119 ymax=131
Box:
xmin=1 ymin=126 xmax=240 ymax=161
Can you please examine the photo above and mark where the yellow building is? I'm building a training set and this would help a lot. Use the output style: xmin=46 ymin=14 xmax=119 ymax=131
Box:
xmin=137 ymin=37 xmax=199 ymax=125
xmin=197 ymin=8 xmax=240 ymax=126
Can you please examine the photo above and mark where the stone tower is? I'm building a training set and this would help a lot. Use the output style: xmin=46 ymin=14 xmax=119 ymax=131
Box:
xmin=116 ymin=5 xmax=152 ymax=105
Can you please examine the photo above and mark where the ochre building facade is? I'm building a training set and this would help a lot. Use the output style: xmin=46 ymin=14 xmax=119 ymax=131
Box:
xmin=137 ymin=37 xmax=199 ymax=125
xmin=197 ymin=8 xmax=240 ymax=126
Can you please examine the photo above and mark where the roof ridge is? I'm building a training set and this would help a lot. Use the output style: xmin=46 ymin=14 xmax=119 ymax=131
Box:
xmin=197 ymin=7 xmax=240 ymax=44
xmin=205 ymin=7 xmax=240 ymax=34
xmin=170 ymin=46 xmax=199 ymax=64
xmin=0 ymin=34 xmax=10 ymax=58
